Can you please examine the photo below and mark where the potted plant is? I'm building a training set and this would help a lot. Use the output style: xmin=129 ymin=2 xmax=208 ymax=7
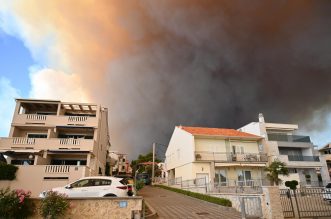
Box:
xmin=195 ymin=154 xmax=202 ymax=160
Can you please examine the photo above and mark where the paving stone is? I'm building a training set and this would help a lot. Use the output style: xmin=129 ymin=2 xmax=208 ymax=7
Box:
xmin=140 ymin=186 xmax=241 ymax=219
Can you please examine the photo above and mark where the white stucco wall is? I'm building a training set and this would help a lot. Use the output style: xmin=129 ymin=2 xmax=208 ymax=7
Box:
xmin=165 ymin=127 xmax=194 ymax=170
xmin=195 ymin=138 xmax=227 ymax=152
xmin=239 ymin=122 xmax=262 ymax=136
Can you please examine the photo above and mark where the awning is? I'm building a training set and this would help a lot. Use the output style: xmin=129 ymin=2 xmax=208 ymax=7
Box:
xmin=215 ymin=163 xmax=266 ymax=167
xmin=56 ymin=126 xmax=95 ymax=129
xmin=47 ymin=150 xmax=90 ymax=154
xmin=0 ymin=149 xmax=42 ymax=154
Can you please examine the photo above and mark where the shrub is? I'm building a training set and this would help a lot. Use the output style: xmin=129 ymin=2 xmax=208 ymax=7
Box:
xmin=39 ymin=191 xmax=70 ymax=219
xmin=0 ymin=163 xmax=18 ymax=180
xmin=285 ymin=180 xmax=298 ymax=190
xmin=0 ymin=187 xmax=34 ymax=218
xmin=135 ymin=179 xmax=145 ymax=191
xmin=155 ymin=185 xmax=232 ymax=207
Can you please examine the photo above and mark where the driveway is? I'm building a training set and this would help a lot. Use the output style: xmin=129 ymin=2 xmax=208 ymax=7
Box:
xmin=139 ymin=186 xmax=241 ymax=219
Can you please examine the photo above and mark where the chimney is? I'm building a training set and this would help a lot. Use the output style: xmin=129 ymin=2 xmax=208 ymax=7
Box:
xmin=258 ymin=113 xmax=265 ymax=123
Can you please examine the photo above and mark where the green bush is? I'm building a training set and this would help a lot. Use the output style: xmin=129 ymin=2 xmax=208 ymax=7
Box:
xmin=135 ymin=179 xmax=145 ymax=191
xmin=155 ymin=185 xmax=232 ymax=207
xmin=0 ymin=187 xmax=34 ymax=219
xmin=0 ymin=163 xmax=18 ymax=180
xmin=285 ymin=180 xmax=298 ymax=190
xmin=39 ymin=191 xmax=70 ymax=219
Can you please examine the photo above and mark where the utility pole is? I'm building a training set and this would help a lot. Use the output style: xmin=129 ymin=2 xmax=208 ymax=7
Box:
xmin=152 ymin=142 xmax=156 ymax=185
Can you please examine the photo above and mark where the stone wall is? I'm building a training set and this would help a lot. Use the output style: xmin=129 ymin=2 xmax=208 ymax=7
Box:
xmin=29 ymin=197 xmax=143 ymax=219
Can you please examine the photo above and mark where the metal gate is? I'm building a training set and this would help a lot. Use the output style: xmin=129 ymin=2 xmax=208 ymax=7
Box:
xmin=280 ymin=189 xmax=295 ymax=218
xmin=280 ymin=188 xmax=331 ymax=218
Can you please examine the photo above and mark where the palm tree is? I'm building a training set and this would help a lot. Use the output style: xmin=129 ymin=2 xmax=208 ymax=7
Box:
xmin=265 ymin=159 xmax=289 ymax=186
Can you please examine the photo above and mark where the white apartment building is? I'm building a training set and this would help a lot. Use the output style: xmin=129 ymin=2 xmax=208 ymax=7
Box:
xmin=239 ymin=113 xmax=330 ymax=187
xmin=165 ymin=126 xmax=268 ymax=187
xmin=0 ymin=98 xmax=110 ymax=196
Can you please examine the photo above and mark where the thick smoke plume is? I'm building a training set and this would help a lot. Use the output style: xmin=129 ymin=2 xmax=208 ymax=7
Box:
xmin=3 ymin=1 xmax=331 ymax=159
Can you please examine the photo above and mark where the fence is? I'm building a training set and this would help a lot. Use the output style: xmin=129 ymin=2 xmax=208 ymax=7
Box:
xmin=167 ymin=177 xmax=268 ymax=194
xmin=280 ymin=188 xmax=331 ymax=218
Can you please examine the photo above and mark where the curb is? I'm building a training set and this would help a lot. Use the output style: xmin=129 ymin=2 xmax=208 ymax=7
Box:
xmin=144 ymin=199 xmax=158 ymax=218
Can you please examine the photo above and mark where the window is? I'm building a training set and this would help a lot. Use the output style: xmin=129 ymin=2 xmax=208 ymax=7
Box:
xmin=11 ymin=160 xmax=33 ymax=165
xmin=94 ymin=179 xmax=112 ymax=186
xmin=215 ymin=169 xmax=227 ymax=186
xmin=71 ymin=179 xmax=93 ymax=188
xmin=27 ymin=133 xmax=47 ymax=138
xmin=232 ymin=146 xmax=244 ymax=154
xmin=51 ymin=160 xmax=87 ymax=165
xmin=237 ymin=170 xmax=252 ymax=186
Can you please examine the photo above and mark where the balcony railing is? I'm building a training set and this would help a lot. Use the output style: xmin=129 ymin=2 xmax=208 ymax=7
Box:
xmin=267 ymin=134 xmax=311 ymax=143
xmin=0 ymin=137 xmax=94 ymax=151
xmin=194 ymin=151 xmax=268 ymax=162
xmin=287 ymin=155 xmax=320 ymax=162
xmin=13 ymin=114 xmax=98 ymax=127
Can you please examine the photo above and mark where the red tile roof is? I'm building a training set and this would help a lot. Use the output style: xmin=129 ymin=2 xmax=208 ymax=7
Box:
xmin=179 ymin=126 xmax=261 ymax=138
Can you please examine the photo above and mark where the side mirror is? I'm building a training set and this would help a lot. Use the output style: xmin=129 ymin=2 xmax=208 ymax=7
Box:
xmin=65 ymin=185 xmax=73 ymax=189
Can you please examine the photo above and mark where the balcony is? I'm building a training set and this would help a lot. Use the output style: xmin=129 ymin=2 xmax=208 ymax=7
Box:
xmin=278 ymin=155 xmax=322 ymax=167
xmin=287 ymin=155 xmax=320 ymax=162
xmin=267 ymin=134 xmax=311 ymax=143
xmin=13 ymin=114 xmax=98 ymax=127
xmin=0 ymin=137 xmax=95 ymax=151
xmin=194 ymin=151 xmax=268 ymax=162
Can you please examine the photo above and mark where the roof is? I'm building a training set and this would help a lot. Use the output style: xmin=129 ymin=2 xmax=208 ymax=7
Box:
xmin=178 ymin=126 xmax=261 ymax=139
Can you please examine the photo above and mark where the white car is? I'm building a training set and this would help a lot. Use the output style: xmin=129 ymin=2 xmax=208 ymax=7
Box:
xmin=39 ymin=176 xmax=133 ymax=198
xmin=323 ymin=183 xmax=331 ymax=202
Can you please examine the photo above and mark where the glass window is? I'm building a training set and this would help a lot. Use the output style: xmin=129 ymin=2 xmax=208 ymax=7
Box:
xmin=71 ymin=179 xmax=93 ymax=188
xmin=215 ymin=170 xmax=227 ymax=186
xmin=94 ymin=179 xmax=112 ymax=186
xmin=27 ymin=133 xmax=47 ymax=138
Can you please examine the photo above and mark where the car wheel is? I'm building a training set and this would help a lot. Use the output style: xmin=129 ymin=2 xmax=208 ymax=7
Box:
xmin=104 ymin=194 xmax=117 ymax=197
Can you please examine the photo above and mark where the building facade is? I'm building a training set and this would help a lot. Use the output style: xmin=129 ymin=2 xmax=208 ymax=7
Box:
xmin=108 ymin=151 xmax=130 ymax=175
xmin=0 ymin=98 xmax=110 ymax=196
xmin=240 ymin=113 xmax=330 ymax=187
xmin=165 ymin=126 xmax=268 ymax=187
xmin=319 ymin=143 xmax=331 ymax=178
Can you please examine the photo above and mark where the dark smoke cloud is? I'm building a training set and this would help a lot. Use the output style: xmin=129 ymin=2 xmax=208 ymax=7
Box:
xmin=99 ymin=0 xmax=331 ymax=159
xmin=7 ymin=1 xmax=331 ymax=159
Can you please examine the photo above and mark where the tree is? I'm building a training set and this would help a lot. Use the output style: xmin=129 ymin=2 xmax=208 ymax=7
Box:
xmin=131 ymin=152 xmax=161 ymax=177
xmin=265 ymin=159 xmax=289 ymax=186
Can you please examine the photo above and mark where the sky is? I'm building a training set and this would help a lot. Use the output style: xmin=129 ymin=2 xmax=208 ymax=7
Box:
xmin=0 ymin=1 xmax=331 ymax=159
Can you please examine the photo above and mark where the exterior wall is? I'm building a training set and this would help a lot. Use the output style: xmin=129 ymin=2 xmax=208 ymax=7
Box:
xmin=0 ymin=165 xmax=89 ymax=197
xmin=175 ymin=163 xmax=194 ymax=180
xmin=279 ymin=173 xmax=300 ymax=188
xmin=195 ymin=138 xmax=227 ymax=152
xmin=239 ymin=122 xmax=262 ymax=136
xmin=29 ymin=197 xmax=143 ymax=219
xmin=165 ymin=127 xmax=194 ymax=171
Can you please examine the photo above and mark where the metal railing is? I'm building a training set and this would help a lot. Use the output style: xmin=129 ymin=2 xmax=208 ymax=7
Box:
xmin=26 ymin=114 xmax=47 ymax=121
xmin=12 ymin=137 xmax=36 ymax=145
xmin=68 ymin=116 xmax=88 ymax=122
xmin=194 ymin=151 xmax=268 ymax=162
xmin=287 ymin=155 xmax=320 ymax=162
xmin=167 ymin=177 xmax=267 ymax=194
xmin=45 ymin=165 xmax=70 ymax=173
xmin=267 ymin=134 xmax=311 ymax=143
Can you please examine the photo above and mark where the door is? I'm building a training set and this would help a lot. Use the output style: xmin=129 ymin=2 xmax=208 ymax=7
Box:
xmin=237 ymin=170 xmax=252 ymax=186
